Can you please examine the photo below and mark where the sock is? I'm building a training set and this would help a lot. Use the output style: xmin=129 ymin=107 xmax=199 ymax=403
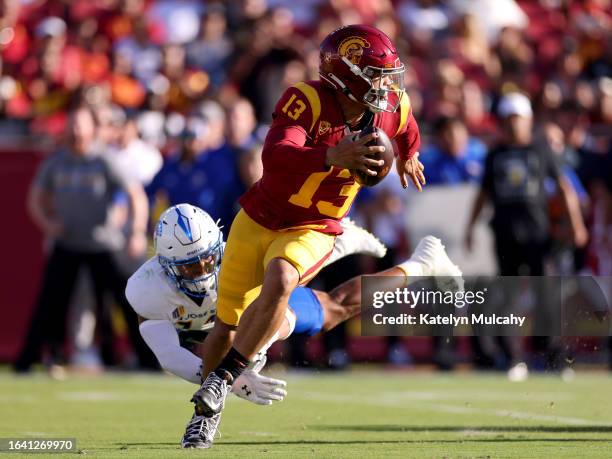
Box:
xmin=214 ymin=347 xmax=249 ymax=383
xmin=397 ymin=258 xmax=430 ymax=288
xmin=397 ymin=260 xmax=424 ymax=279
xmin=398 ymin=236 xmax=442 ymax=281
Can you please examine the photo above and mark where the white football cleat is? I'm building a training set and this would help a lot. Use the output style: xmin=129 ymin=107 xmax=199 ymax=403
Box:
xmin=507 ymin=362 xmax=529 ymax=382
xmin=399 ymin=236 xmax=464 ymax=292
xmin=326 ymin=218 xmax=387 ymax=266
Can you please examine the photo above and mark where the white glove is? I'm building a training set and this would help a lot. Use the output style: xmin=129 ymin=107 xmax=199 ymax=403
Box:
xmin=232 ymin=369 xmax=287 ymax=405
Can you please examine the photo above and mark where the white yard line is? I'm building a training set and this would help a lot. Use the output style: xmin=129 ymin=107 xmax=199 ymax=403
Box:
xmin=298 ymin=391 xmax=611 ymax=426
xmin=298 ymin=389 xmax=572 ymax=403
xmin=423 ymin=402 xmax=604 ymax=426
xmin=459 ymin=429 xmax=500 ymax=436
xmin=238 ymin=431 xmax=279 ymax=437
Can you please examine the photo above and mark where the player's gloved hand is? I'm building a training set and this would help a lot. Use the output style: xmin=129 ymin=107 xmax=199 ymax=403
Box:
xmin=232 ymin=369 xmax=287 ymax=405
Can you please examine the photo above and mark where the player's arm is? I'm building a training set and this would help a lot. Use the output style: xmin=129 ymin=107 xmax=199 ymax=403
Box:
xmin=138 ymin=316 xmax=204 ymax=384
xmin=138 ymin=315 xmax=286 ymax=404
xmin=126 ymin=278 xmax=206 ymax=385
xmin=263 ymin=85 xmax=382 ymax=175
xmin=126 ymin=279 xmax=203 ymax=384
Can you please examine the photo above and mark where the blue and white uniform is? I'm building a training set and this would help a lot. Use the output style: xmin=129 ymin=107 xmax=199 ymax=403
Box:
xmin=125 ymin=204 xmax=384 ymax=404
xmin=126 ymin=256 xmax=324 ymax=387
xmin=127 ymin=257 xmax=324 ymax=339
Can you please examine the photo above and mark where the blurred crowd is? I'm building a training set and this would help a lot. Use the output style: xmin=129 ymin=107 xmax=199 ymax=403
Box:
xmin=4 ymin=0 xmax=611 ymax=373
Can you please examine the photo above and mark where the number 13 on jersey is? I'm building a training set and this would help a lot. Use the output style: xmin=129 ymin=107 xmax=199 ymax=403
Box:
xmin=281 ymin=94 xmax=307 ymax=120
xmin=289 ymin=169 xmax=360 ymax=219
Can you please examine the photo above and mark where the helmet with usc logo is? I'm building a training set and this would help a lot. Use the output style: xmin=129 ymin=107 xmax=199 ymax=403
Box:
xmin=319 ymin=24 xmax=405 ymax=113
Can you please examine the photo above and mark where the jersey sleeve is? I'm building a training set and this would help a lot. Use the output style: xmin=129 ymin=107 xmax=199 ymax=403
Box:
xmin=262 ymin=83 xmax=329 ymax=174
xmin=394 ymin=111 xmax=421 ymax=161
xmin=125 ymin=264 xmax=168 ymax=320
xmin=139 ymin=319 xmax=203 ymax=385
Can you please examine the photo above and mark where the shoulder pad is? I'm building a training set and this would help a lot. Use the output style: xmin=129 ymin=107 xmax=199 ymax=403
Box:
xmin=394 ymin=92 xmax=412 ymax=138
xmin=125 ymin=258 xmax=171 ymax=320
xmin=275 ymin=82 xmax=323 ymax=134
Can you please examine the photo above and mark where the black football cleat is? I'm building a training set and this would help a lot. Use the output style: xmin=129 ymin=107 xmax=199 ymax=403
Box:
xmin=191 ymin=371 xmax=232 ymax=418
xmin=181 ymin=412 xmax=221 ymax=449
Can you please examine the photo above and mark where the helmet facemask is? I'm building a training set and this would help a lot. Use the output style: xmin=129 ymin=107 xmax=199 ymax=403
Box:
xmin=334 ymin=56 xmax=406 ymax=113
xmin=159 ymin=234 xmax=223 ymax=298
xmin=362 ymin=64 xmax=406 ymax=113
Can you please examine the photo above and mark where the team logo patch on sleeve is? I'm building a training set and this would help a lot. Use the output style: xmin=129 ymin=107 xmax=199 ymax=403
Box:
xmin=318 ymin=120 xmax=331 ymax=135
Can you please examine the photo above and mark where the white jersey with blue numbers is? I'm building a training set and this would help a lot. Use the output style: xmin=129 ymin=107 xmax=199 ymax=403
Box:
xmin=126 ymin=257 xmax=217 ymax=332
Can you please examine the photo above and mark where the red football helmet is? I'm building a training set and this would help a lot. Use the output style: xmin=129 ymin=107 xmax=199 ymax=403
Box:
xmin=319 ymin=24 xmax=405 ymax=113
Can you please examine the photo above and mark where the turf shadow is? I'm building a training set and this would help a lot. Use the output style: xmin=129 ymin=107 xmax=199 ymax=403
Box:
xmin=215 ymin=439 xmax=612 ymax=446
xmin=113 ymin=437 xmax=612 ymax=450
xmin=114 ymin=443 xmax=179 ymax=448
xmin=312 ymin=425 xmax=612 ymax=434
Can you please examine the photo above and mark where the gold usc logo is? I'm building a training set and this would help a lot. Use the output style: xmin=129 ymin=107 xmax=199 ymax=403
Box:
xmin=318 ymin=120 xmax=331 ymax=135
xmin=338 ymin=36 xmax=370 ymax=65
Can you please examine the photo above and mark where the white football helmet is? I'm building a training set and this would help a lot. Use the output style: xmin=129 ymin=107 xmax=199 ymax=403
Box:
xmin=154 ymin=204 xmax=223 ymax=298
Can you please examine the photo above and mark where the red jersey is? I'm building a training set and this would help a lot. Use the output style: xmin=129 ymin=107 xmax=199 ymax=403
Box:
xmin=240 ymin=80 xmax=421 ymax=235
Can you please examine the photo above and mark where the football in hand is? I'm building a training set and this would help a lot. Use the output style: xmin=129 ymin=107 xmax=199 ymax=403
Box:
xmin=351 ymin=126 xmax=395 ymax=187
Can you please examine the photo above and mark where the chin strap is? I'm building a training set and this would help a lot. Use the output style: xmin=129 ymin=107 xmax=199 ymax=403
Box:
xmin=341 ymin=56 xmax=365 ymax=77
xmin=321 ymin=73 xmax=387 ymax=114
xmin=321 ymin=71 xmax=361 ymax=104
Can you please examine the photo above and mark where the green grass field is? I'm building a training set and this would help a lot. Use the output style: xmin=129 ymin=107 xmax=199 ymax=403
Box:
xmin=1 ymin=369 xmax=611 ymax=458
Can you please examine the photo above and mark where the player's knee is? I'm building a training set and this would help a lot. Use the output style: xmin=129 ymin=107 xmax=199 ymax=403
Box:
xmin=322 ymin=305 xmax=348 ymax=332
xmin=329 ymin=288 xmax=345 ymax=305
xmin=264 ymin=258 xmax=300 ymax=298
xmin=211 ymin=318 xmax=235 ymax=338
xmin=322 ymin=289 xmax=360 ymax=332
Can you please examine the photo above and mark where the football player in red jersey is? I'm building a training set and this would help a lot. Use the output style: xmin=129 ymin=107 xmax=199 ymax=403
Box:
xmin=184 ymin=24 xmax=426 ymax=447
